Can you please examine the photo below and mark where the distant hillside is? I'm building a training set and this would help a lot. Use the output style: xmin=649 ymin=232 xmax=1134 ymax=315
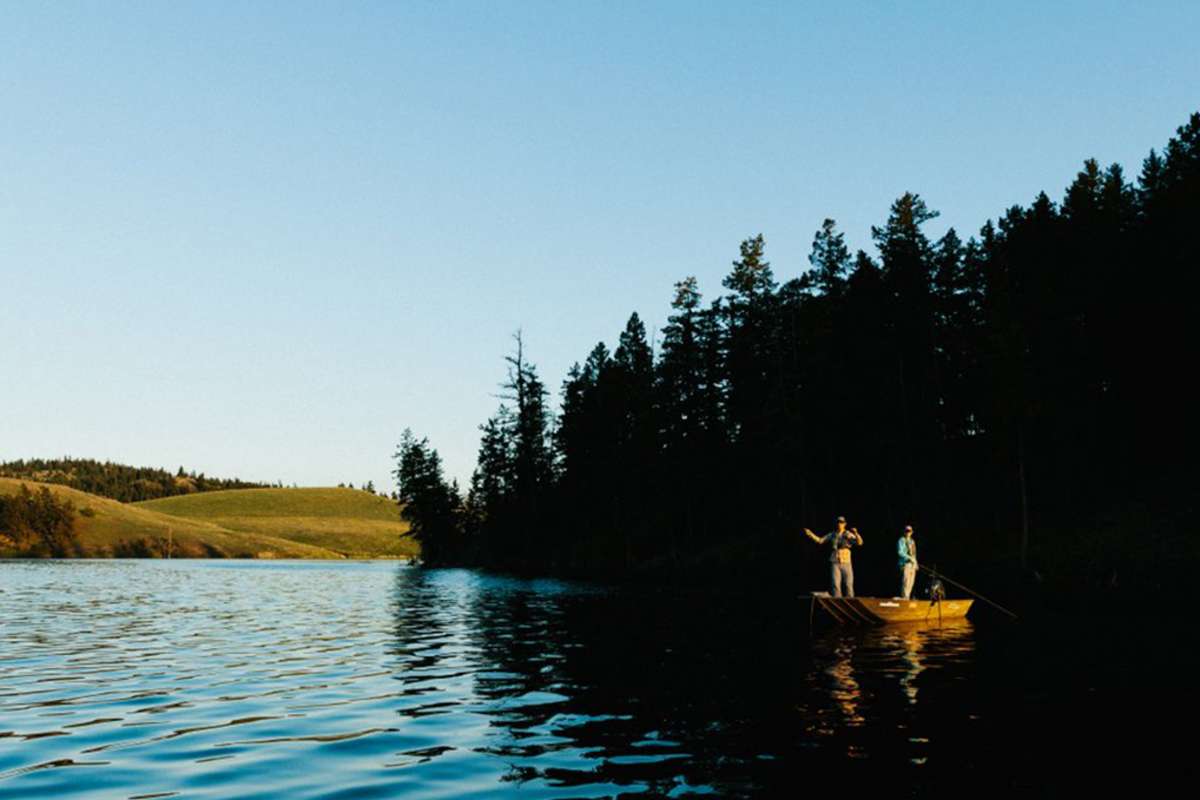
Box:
xmin=0 ymin=478 xmax=339 ymax=559
xmin=136 ymin=488 xmax=417 ymax=559
xmin=0 ymin=458 xmax=270 ymax=502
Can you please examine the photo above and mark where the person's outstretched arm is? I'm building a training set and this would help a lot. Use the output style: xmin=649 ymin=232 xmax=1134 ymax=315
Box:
xmin=803 ymin=528 xmax=824 ymax=544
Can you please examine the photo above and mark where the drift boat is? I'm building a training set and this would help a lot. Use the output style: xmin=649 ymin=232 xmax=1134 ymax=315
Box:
xmin=804 ymin=593 xmax=973 ymax=626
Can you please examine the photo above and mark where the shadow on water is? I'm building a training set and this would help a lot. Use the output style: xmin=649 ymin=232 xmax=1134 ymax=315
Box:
xmin=390 ymin=568 xmax=1200 ymax=797
xmin=1 ymin=561 xmax=1195 ymax=798
xmin=388 ymin=569 xmax=1000 ymax=797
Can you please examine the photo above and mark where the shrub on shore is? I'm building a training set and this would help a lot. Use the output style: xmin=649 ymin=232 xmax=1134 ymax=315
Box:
xmin=0 ymin=483 xmax=82 ymax=557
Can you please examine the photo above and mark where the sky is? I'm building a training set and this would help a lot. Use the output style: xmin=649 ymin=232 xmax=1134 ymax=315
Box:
xmin=2 ymin=1 xmax=1197 ymax=490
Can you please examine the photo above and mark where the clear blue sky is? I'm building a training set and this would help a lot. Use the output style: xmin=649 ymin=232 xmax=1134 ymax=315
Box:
xmin=3 ymin=1 xmax=1196 ymax=489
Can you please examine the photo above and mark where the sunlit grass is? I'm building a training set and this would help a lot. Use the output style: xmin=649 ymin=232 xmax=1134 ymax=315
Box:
xmin=135 ymin=487 xmax=417 ymax=559
xmin=0 ymin=478 xmax=340 ymax=558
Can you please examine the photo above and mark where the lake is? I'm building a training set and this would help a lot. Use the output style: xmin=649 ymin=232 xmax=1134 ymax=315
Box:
xmin=0 ymin=560 xmax=1191 ymax=798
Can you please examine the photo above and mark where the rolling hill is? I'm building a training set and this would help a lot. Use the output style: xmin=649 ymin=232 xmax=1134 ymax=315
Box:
xmin=135 ymin=487 xmax=416 ymax=559
xmin=0 ymin=478 xmax=340 ymax=558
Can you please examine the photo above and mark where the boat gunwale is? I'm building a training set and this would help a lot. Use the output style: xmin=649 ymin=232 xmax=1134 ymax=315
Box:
xmin=803 ymin=594 xmax=974 ymax=625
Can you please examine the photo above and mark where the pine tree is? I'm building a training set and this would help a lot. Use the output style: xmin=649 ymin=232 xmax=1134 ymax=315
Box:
xmin=802 ymin=218 xmax=850 ymax=297
xmin=720 ymin=234 xmax=777 ymax=444
xmin=492 ymin=333 xmax=554 ymax=566
xmin=468 ymin=405 xmax=515 ymax=557
xmin=658 ymin=278 xmax=705 ymax=450
xmin=393 ymin=429 xmax=461 ymax=565
xmin=610 ymin=312 xmax=657 ymax=565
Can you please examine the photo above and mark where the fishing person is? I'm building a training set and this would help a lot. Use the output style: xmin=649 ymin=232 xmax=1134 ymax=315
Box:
xmin=897 ymin=524 xmax=918 ymax=599
xmin=803 ymin=516 xmax=864 ymax=598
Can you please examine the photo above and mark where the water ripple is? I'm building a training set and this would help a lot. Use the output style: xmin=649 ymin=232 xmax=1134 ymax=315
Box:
xmin=1 ymin=559 xmax=1174 ymax=797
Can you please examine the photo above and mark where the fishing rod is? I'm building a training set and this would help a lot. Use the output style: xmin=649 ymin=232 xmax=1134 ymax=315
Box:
xmin=920 ymin=564 xmax=1018 ymax=620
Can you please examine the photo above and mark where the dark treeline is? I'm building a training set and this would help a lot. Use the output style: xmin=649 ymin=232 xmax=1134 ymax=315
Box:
xmin=0 ymin=458 xmax=272 ymax=503
xmin=0 ymin=484 xmax=81 ymax=557
xmin=396 ymin=113 xmax=1200 ymax=596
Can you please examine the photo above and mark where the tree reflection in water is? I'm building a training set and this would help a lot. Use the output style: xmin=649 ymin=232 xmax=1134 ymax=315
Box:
xmin=386 ymin=568 xmax=1002 ymax=797
xmin=0 ymin=562 xmax=1184 ymax=797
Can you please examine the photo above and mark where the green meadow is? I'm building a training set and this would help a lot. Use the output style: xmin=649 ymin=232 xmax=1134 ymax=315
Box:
xmin=0 ymin=478 xmax=340 ymax=558
xmin=0 ymin=479 xmax=415 ymax=559
xmin=136 ymin=487 xmax=416 ymax=559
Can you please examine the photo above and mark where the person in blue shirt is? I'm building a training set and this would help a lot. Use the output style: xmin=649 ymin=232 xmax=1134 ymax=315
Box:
xmin=897 ymin=525 xmax=918 ymax=599
xmin=804 ymin=516 xmax=864 ymax=597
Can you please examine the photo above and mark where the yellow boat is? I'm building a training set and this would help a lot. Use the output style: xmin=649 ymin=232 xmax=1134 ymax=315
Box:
xmin=804 ymin=593 xmax=973 ymax=625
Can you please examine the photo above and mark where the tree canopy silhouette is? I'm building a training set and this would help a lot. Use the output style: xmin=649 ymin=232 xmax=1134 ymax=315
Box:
xmin=397 ymin=112 xmax=1200 ymax=595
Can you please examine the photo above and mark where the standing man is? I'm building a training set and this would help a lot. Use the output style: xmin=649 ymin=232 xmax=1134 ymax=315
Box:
xmin=804 ymin=516 xmax=864 ymax=598
xmin=897 ymin=525 xmax=918 ymax=599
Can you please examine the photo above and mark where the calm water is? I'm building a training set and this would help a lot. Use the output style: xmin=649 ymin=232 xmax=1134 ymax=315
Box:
xmin=0 ymin=561 xmax=1192 ymax=798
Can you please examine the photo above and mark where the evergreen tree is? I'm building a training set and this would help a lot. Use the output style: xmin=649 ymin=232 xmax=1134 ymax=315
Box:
xmin=870 ymin=193 xmax=941 ymax=517
xmin=720 ymin=234 xmax=778 ymax=445
xmin=658 ymin=278 xmax=706 ymax=451
xmin=492 ymin=333 xmax=554 ymax=567
xmin=393 ymin=429 xmax=461 ymax=565
xmin=424 ymin=111 xmax=1200 ymax=596
xmin=801 ymin=218 xmax=851 ymax=297
xmin=468 ymin=405 xmax=516 ymax=560
xmin=610 ymin=312 xmax=657 ymax=565
xmin=0 ymin=484 xmax=80 ymax=557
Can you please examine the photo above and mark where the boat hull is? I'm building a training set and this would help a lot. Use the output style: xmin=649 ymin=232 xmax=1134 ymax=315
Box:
xmin=805 ymin=595 xmax=973 ymax=625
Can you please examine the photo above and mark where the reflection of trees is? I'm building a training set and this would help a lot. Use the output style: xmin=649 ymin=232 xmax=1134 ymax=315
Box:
xmin=391 ymin=571 xmax=815 ymax=796
xmin=388 ymin=570 xmax=981 ymax=797
xmin=463 ymin=576 xmax=710 ymax=796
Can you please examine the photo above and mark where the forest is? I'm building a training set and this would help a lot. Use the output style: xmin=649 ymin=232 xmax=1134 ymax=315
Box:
xmin=0 ymin=458 xmax=270 ymax=503
xmin=0 ymin=484 xmax=81 ymax=557
xmin=399 ymin=112 xmax=1194 ymax=597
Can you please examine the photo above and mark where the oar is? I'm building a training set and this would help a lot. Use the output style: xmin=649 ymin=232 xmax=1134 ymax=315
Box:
xmin=919 ymin=565 xmax=1018 ymax=620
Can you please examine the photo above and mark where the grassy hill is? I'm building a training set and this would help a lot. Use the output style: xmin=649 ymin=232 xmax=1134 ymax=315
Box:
xmin=0 ymin=457 xmax=269 ymax=502
xmin=136 ymin=487 xmax=416 ymax=559
xmin=0 ymin=478 xmax=340 ymax=559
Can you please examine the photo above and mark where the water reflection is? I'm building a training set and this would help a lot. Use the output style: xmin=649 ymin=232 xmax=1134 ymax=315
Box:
xmin=823 ymin=639 xmax=864 ymax=725
xmin=890 ymin=625 xmax=926 ymax=705
xmin=385 ymin=568 xmax=984 ymax=797
xmin=1 ymin=561 xmax=1172 ymax=799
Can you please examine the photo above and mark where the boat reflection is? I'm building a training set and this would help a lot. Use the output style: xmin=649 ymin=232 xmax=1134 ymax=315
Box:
xmin=824 ymin=639 xmax=865 ymax=726
xmin=387 ymin=568 xmax=982 ymax=796
xmin=882 ymin=619 xmax=972 ymax=705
